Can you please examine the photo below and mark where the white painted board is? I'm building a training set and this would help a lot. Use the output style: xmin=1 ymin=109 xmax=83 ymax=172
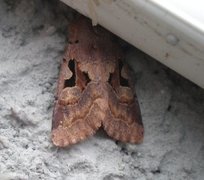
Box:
xmin=60 ymin=0 xmax=204 ymax=88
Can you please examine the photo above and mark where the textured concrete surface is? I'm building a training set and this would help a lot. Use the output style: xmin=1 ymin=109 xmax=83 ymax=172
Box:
xmin=0 ymin=0 xmax=204 ymax=180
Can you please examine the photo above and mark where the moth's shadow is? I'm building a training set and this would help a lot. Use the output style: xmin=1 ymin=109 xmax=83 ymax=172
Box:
xmin=94 ymin=127 xmax=110 ymax=140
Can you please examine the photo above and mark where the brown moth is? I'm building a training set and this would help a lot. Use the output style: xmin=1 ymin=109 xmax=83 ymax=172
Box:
xmin=52 ymin=17 xmax=144 ymax=147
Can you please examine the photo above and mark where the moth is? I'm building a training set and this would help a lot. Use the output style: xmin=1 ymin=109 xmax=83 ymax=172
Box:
xmin=52 ymin=17 xmax=144 ymax=147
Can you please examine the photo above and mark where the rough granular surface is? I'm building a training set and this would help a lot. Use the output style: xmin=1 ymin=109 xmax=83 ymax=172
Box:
xmin=0 ymin=0 xmax=204 ymax=180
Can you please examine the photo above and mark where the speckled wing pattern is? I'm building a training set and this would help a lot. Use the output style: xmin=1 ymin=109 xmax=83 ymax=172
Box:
xmin=52 ymin=17 xmax=144 ymax=147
